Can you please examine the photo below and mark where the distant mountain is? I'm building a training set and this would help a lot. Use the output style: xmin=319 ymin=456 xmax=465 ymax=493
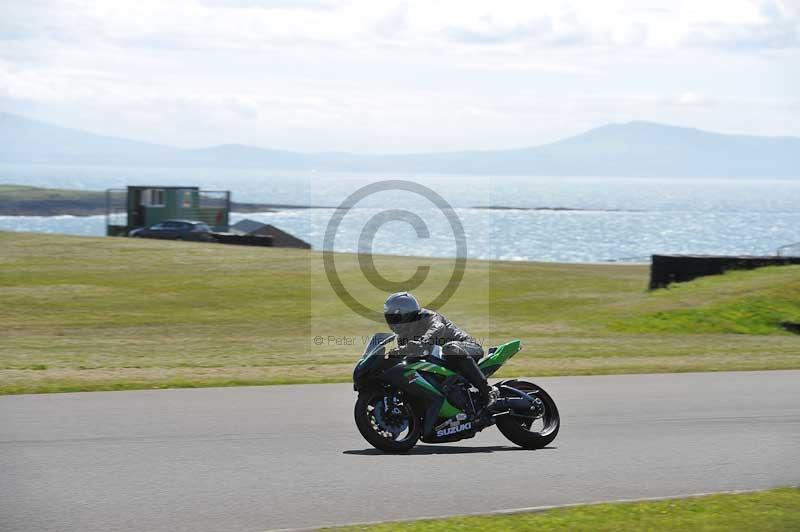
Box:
xmin=0 ymin=112 xmax=182 ymax=166
xmin=1 ymin=112 xmax=798 ymax=178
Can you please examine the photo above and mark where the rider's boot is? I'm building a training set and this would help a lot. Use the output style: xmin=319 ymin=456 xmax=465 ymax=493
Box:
xmin=458 ymin=356 xmax=500 ymax=413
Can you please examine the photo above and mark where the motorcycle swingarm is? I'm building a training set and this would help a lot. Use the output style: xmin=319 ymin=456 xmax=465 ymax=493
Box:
xmin=492 ymin=384 xmax=537 ymax=414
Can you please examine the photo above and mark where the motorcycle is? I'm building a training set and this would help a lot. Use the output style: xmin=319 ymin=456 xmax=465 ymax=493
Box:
xmin=352 ymin=333 xmax=560 ymax=453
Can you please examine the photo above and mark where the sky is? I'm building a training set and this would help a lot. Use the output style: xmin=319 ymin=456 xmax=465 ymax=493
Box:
xmin=1 ymin=0 xmax=799 ymax=153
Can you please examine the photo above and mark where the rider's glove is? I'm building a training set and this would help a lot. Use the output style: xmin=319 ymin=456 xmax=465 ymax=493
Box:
xmin=397 ymin=341 xmax=423 ymax=360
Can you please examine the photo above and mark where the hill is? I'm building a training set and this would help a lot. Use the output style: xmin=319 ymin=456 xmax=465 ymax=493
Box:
xmin=2 ymin=112 xmax=798 ymax=178
xmin=0 ymin=231 xmax=798 ymax=394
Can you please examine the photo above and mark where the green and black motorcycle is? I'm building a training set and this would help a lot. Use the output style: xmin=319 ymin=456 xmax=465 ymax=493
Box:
xmin=352 ymin=333 xmax=560 ymax=453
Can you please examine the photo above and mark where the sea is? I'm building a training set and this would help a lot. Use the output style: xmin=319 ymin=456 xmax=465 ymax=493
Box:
xmin=1 ymin=164 xmax=799 ymax=263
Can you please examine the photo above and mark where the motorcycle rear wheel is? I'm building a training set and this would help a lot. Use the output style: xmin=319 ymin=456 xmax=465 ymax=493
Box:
xmin=355 ymin=388 xmax=421 ymax=453
xmin=495 ymin=381 xmax=560 ymax=449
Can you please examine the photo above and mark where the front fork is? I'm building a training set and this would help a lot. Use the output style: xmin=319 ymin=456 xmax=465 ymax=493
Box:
xmin=380 ymin=362 xmax=458 ymax=438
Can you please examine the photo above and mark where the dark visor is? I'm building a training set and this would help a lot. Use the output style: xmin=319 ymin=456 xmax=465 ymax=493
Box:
xmin=384 ymin=312 xmax=418 ymax=325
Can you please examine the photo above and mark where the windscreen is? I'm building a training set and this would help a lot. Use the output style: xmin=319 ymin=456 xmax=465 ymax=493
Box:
xmin=362 ymin=333 xmax=395 ymax=358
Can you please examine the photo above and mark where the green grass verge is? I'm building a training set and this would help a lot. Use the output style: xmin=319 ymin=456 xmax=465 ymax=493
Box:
xmin=1 ymin=231 xmax=799 ymax=394
xmin=330 ymin=488 xmax=800 ymax=531
xmin=611 ymin=266 xmax=800 ymax=334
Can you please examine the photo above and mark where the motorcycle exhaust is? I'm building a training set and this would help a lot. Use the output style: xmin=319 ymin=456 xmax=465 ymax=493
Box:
xmin=493 ymin=385 xmax=537 ymax=415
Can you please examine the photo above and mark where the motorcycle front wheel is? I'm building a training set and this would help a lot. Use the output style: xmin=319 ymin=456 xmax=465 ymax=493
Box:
xmin=354 ymin=388 xmax=421 ymax=453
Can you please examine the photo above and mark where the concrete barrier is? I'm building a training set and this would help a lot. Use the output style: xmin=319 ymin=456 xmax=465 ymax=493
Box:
xmin=649 ymin=254 xmax=800 ymax=289
xmin=211 ymin=233 xmax=273 ymax=247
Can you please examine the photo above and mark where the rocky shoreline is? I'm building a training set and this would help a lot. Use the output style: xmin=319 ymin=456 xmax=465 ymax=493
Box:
xmin=472 ymin=205 xmax=639 ymax=212
xmin=0 ymin=184 xmax=330 ymax=216
xmin=1 ymin=185 xmax=639 ymax=216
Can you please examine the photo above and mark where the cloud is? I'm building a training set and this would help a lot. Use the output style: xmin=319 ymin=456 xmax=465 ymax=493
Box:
xmin=0 ymin=0 xmax=797 ymax=152
xmin=457 ymin=60 xmax=598 ymax=76
xmin=0 ymin=1 xmax=97 ymax=44
xmin=673 ymin=92 xmax=716 ymax=108
xmin=197 ymin=0 xmax=334 ymax=9
xmin=3 ymin=0 xmax=797 ymax=59
xmin=437 ymin=8 xmax=611 ymax=48
xmin=373 ymin=3 xmax=409 ymax=39
xmin=444 ymin=18 xmax=555 ymax=46
xmin=684 ymin=0 xmax=800 ymax=49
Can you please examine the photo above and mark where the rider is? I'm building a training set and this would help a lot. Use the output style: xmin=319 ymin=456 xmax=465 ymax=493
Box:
xmin=383 ymin=292 xmax=498 ymax=408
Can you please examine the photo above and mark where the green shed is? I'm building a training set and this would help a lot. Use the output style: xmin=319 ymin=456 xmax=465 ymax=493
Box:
xmin=106 ymin=186 xmax=230 ymax=236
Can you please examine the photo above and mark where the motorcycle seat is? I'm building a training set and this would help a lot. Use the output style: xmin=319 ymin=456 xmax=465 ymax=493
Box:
xmin=478 ymin=346 xmax=496 ymax=364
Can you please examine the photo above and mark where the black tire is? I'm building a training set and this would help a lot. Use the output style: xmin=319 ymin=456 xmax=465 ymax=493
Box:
xmin=495 ymin=381 xmax=560 ymax=449
xmin=354 ymin=388 xmax=421 ymax=453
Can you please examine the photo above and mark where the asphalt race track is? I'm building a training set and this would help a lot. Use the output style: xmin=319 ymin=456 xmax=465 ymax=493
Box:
xmin=2 ymin=371 xmax=799 ymax=531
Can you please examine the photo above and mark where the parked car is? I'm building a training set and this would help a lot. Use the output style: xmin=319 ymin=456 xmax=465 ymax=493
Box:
xmin=129 ymin=220 xmax=216 ymax=242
